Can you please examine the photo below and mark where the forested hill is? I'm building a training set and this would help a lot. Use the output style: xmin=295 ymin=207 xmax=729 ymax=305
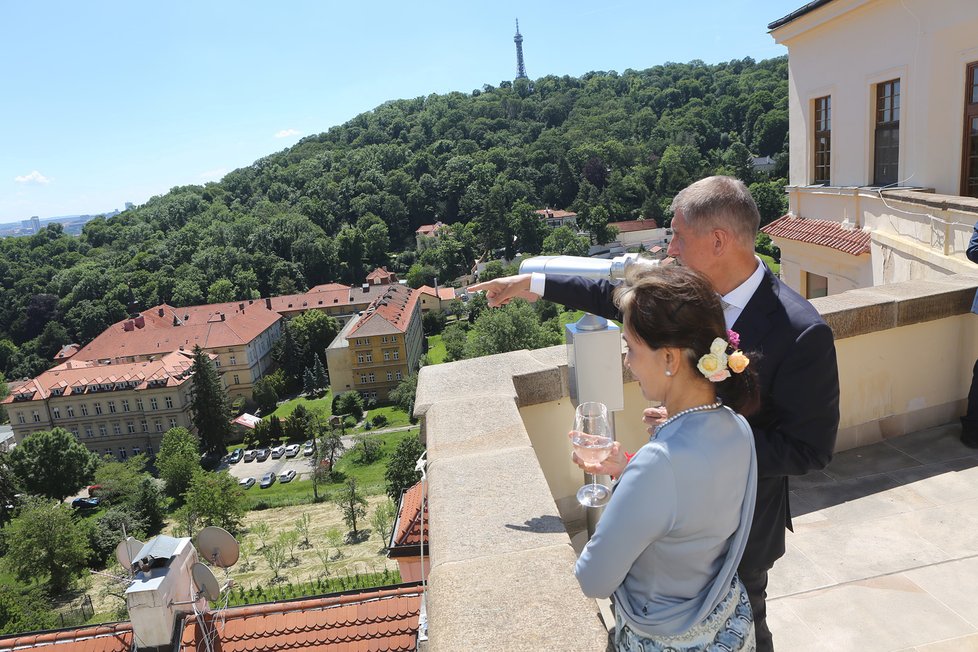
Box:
xmin=0 ymin=56 xmax=788 ymax=381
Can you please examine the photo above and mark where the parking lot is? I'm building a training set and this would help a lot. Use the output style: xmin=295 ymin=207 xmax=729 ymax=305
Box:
xmin=222 ymin=449 xmax=318 ymax=485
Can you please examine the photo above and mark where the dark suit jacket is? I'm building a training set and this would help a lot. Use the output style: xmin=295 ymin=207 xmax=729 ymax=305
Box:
xmin=544 ymin=270 xmax=841 ymax=570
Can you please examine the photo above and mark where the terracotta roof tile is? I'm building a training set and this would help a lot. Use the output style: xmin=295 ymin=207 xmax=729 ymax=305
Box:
xmin=74 ymin=302 xmax=281 ymax=363
xmin=347 ymin=285 xmax=419 ymax=337
xmin=0 ymin=622 xmax=133 ymax=652
xmin=761 ymin=214 xmax=871 ymax=256
xmin=309 ymin=282 xmax=352 ymax=293
xmin=608 ymin=219 xmax=658 ymax=232
xmin=179 ymin=585 xmax=422 ymax=652
xmin=416 ymin=285 xmax=456 ymax=301
xmin=390 ymin=481 xmax=428 ymax=553
xmin=534 ymin=208 xmax=577 ymax=219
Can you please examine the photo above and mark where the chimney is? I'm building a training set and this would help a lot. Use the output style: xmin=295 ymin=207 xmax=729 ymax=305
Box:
xmin=220 ymin=313 xmax=226 ymax=321
xmin=124 ymin=320 xmax=135 ymax=332
xmin=238 ymin=302 xmax=244 ymax=312
xmin=158 ymin=307 xmax=165 ymax=317
xmin=265 ymin=297 xmax=272 ymax=310
xmin=362 ymin=283 xmax=370 ymax=293
xmin=173 ymin=315 xmax=180 ymax=327
xmin=126 ymin=535 xmax=203 ymax=650
xmin=134 ymin=315 xmax=145 ymax=329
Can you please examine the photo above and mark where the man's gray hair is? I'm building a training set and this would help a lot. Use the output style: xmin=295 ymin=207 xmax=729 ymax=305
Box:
xmin=669 ymin=176 xmax=761 ymax=247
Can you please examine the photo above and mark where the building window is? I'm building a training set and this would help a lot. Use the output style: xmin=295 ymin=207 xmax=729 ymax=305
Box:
xmin=805 ymin=272 xmax=829 ymax=299
xmin=141 ymin=420 xmax=148 ymax=432
xmin=52 ymin=407 xmax=61 ymax=419
xmin=94 ymin=402 xmax=103 ymax=415
xmin=170 ymin=418 xmax=178 ymax=429
xmin=155 ymin=421 xmax=164 ymax=432
xmin=119 ymin=448 xmax=127 ymax=460
xmin=31 ymin=410 xmax=40 ymax=423
xmin=360 ymin=374 xmax=368 ymax=384
xmin=80 ymin=403 xmax=89 ymax=416
xmin=165 ymin=396 xmax=174 ymax=409
xmin=387 ymin=372 xmax=394 ymax=382
xmin=813 ymin=96 xmax=831 ymax=184
xmin=368 ymin=373 xmax=375 ymax=383
xmin=365 ymin=353 xmax=372 ymax=363
xmin=393 ymin=351 xmax=399 ymax=360
xmin=963 ymin=61 xmax=978 ymax=197
xmin=113 ymin=423 xmax=122 ymax=435
xmin=357 ymin=354 xmax=364 ymax=364
xmin=384 ymin=351 xmax=390 ymax=361
xmin=232 ymin=374 xmax=240 ymax=385
xmin=150 ymin=398 xmax=158 ymax=410
xmin=874 ymin=79 xmax=900 ymax=186
xmin=133 ymin=447 xmax=141 ymax=457
xmin=122 ymin=399 xmax=130 ymax=412
xmin=16 ymin=412 xmax=25 ymax=424
xmin=136 ymin=398 xmax=144 ymax=411
xmin=71 ymin=428 xmax=79 ymax=438
xmin=85 ymin=426 xmax=93 ymax=438
xmin=396 ymin=371 xmax=402 ymax=381
xmin=66 ymin=405 xmax=75 ymax=417
xmin=230 ymin=354 xmax=237 ymax=365
xmin=99 ymin=425 xmax=107 ymax=437
xmin=146 ymin=445 xmax=154 ymax=455
xmin=390 ymin=335 xmax=397 ymax=343
xmin=127 ymin=422 xmax=136 ymax=433
xmin=108 ymin=401 xmax=116 ymax=414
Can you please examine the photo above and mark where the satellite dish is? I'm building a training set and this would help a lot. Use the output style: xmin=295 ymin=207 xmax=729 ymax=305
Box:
xmin=196 ymin=526 xmax=240 ymax=568
xmin=115 ymin=536 xmax=144 ymax=571
xmin=191 ymin=562 xmax=221 ymax=602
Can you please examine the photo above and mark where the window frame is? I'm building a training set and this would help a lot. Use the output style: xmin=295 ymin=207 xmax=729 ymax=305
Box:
xmin=962 ymin=61 xmax=978 ymax=197
xmin=873 ymin=79 xmax=901 ymax=187
xmin=813 ymin=95 xmax=831 ymax=184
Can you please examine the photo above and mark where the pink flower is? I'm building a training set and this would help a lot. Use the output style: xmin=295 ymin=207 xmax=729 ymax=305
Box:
xmin=726 ymin=329 xmax=740 ymax=349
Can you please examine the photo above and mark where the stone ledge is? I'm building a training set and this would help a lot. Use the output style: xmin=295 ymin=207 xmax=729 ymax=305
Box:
xmin=427 ymin=443 xmax=569 ymax=568
xmin=811 ymin=273 xmax=978 ymax=339
xmin=421 ymin=395 xmax=532 ymax=459
xmin=426 ymin=546 xmax=611 ymax=652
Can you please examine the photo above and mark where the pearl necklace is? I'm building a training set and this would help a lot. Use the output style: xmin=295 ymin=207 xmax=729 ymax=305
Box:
xmin=652 ymin=399 xmax=724 ymax=438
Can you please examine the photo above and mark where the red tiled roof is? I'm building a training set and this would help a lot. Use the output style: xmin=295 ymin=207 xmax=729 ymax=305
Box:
xmin=415 ymin=222 xmax=444 ymax=235
xmin=417 ymin=285 xmax=456 ymax=301
xmin=761 ymin=214 xmax=871 ymax=256
xmin=608 ymin=219 xmax=658 ymax=233
xmin=534 ymin=208 xmax=577 ymax=219
xmin=1 ymin=350 xmax=197 ymax=405
xmin=54 ymin=343 xmax=81 ymax=361
xmin=180 ymin=585 xmax=422 ymax=651
xmin=0 ymin=621 xmax=133 ymax=652
xmin=390 ymin=481 xmax=428 ymax=550
xmin=366 ymin=267 xmax=397 ymax=283
xmin=74 ymin=302 xmax=280 ymax=363
xmin=266 ymin=285 xmax=392 ymax=313
xmin=347 ymin=285 xmax=419 ymax=337
xmin=309 ymin=282 xmax=351 ymax=293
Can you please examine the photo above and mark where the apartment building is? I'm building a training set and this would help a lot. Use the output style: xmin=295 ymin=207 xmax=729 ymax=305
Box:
xmin=2 ymin=350 xmax=198 ymax=459
xmin=326 ymin=284 xmax=422 ymax=402
xmin=765 ymin=0 xmax=978 ymax=297
xmin=71 ymin=302 xmax=281 ymax=401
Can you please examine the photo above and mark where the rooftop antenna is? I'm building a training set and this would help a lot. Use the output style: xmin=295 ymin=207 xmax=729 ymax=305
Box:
xmin=514 ymin=19 xmax=527 ymax=80
xmin=115 ymin=536 xmax=144 ymax=576
xmin=414 ymin=451 xmax=429 ymax=642
xmin=196 ymin=526 xmax=240 ymax=568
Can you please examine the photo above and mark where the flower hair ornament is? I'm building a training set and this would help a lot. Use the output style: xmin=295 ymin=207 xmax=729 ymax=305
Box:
xmin=696 ymin=330 xmax=750 ymax=382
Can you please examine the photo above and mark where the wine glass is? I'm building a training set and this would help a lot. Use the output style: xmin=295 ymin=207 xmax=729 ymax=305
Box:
xmin=571 ymin=401 xmax=614 ymax=508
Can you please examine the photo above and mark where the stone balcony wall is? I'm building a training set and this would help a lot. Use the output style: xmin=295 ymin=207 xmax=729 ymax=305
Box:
xmin=414 ymin=272 xmax=978 ymax=651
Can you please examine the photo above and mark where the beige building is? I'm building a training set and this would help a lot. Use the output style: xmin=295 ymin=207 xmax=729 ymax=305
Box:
xmin=72 ymin=302 xmax=281 ymax=402
xmin=2 ymin=350 xmax=198 ymax=459
xmin=415 ymin=284 xmax=457 ymax=313
xmin=326 ymin=284 xmax=423 ymax=402
xmin=765 ymin=0 xmax=978 ymax=298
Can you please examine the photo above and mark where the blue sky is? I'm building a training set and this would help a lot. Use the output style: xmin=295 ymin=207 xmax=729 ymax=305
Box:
xmin=0 ymin=1 xmax=799 ymax=223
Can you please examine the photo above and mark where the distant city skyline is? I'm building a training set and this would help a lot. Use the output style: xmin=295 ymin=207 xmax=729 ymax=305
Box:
xmin=0 ymin=1 xmax=799 ymax=222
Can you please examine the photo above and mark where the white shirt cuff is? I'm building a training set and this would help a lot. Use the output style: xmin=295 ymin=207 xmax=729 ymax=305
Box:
xmin=529 ymin=272 xmax=546 ymax=297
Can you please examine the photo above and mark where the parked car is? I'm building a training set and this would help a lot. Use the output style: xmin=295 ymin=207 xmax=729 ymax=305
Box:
xmin=227 ymin=448 xmax=243 ymax=464
xmin=285 ymin=443 xmax=300 ymax=458
xmin=256 ymin=448 xmax=271 ymax=462
xmin=279 ymin=469 xmax=297 ymax=483
xmin=243 ymin=449 xmax=257 ymax=462
xmin=71 ymin=497 xmax=100 ymax=509
xmin=302 ymin=440 xmax=315 ymax=456
xmin=259 ymin=472 xmax=276 ymax=489
xmin=270 ymin=445 xmax=286 ymax=459
xmin=238 ymin=477 xmax=256 ymax=489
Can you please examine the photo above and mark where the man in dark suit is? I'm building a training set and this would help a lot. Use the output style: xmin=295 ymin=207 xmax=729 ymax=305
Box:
xmin=961 ymin=221 xmax=978 ymax=448
xmin=470 ymin=176 xmax=840 ymax=652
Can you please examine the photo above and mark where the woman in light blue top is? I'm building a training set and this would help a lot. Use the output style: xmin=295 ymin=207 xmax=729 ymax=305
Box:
xmin=575 ymin=265 xmax=760 ymax=651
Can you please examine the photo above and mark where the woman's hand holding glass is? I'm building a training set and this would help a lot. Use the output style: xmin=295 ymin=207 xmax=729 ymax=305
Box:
xmin=569 ymin=435 xmax=627 ymax=477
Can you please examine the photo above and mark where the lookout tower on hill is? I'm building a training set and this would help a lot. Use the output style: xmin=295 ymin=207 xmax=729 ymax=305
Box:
xmin=514 ymin=19 xmax=527 ymax=80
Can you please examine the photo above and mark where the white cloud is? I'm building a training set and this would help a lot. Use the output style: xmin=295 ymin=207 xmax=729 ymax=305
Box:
xmin=274 ymin=128 xmax=301 ymax=139
xmin=14 ymin=170 xmax=51 ymax=184
xmin=198 ymin=168 xmax=229 ymax=182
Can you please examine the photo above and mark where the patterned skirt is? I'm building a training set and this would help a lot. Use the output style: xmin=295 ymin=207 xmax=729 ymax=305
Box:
xmin=614 ymin=575 xmax=755 ymax=652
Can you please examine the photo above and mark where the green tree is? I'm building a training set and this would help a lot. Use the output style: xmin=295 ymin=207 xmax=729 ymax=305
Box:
xmin=0 ymin=454 xmax=21 ymax=526
xmin=206 ymin=278 xmax=236 ymax=304
xmin=7 ymin=428 xmax=98 ymax=501
xmin=303 ymin=367 xmax=316 ymax=396
xmin=542 ymin=226 xmax=590 ymax=256
xmin=182 ymin=470 xmax=246 ymax=536
xmin=88 ymin=507 xmax=148 ymax=566
xmin=0 ymin=584 xmax=57 ymax=635
xmin=252 ymin=376 xmax=279 ymax=414
xmin=385 ymin=434 xmax=425 ymax=501
xmin=93 ymin=454 xmax=149 ymax=508
xmin=337 ymin=478 xmax=367 ymax=537
xmin=296 ymin=512 xmax=312 ymax=548
xmin=132 ymin=476 xmax=166 ymax=535
xmin=749 ymin=179 xmax=789 ymax=227
xmin=2 ymin=498 xmax=92 ymax=593
xmin=312 ymin=355 xmax=328 ymax=392
xmin=442 ymin=323 xmax=468 ymax=362
xmin=285 ymin=404 xmax=313 ymax=442
xmin=465 ymin=300 xmax=561 ymax=358
xmin=156 ymin=427 xmax=201 ymax=500
xmin=352 ymin=435 xmax=382 ymax=464
xmin=372 ymin=499 xmax=397 ymax=547
xmin=189 ymin=346 xmax=232 ymax=458
xmin=334 ymin=391 xmax=365 ymax=421
xmin=388 ymin=373 xmax=418 ymax=417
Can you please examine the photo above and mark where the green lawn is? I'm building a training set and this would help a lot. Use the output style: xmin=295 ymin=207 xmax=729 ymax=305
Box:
xmin=242 ymin=428 xmax=420 ymax=508
xmin=426 ymin=334 xmax=447 ymax=364
xmin=759 ymin=254 xmax=781 ymax=275
xmin=267 ymin=390 xmax=333 ymax=420
xmin=360 ymin=405 xmax=412 ymax=431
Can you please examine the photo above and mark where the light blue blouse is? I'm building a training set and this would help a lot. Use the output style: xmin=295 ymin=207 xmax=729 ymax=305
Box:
xmin=575 ymin=406 xmax=757 ymax=637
